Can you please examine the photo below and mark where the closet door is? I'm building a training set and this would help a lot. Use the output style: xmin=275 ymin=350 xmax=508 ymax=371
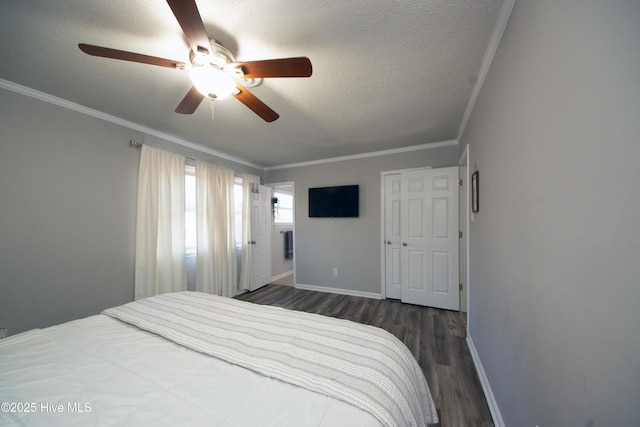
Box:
xmin=400 ymin=167 xmax=459 ymax=310
xmin=384 ymin=173 xmax=402 ymax=299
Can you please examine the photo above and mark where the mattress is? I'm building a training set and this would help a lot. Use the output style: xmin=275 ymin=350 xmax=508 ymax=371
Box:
xmin=0 ymin=292 xmax=437 ymax=426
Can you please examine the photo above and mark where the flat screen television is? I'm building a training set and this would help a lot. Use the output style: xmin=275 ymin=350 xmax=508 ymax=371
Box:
xmin=308 ymin=185 xmax=359 ymax=218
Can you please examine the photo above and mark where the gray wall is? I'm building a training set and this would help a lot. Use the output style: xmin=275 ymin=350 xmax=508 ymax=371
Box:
xmin=461 ymin=0 xmax=640 ymax=425
xmin=0 ymin=89 xmax=138 ymax=335
xmin=0 ymin=87 xmax=262 ymax=335
xmin=266 ymin=145 xmax=459 ymax=294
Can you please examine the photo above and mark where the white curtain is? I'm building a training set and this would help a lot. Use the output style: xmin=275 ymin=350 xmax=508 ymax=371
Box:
xmin=195 ymin=161 xmax=237 ymax=296
xmin=238 ymin=173 xmax=261 ymax=292
xmin=134 ymin=145 xmax=186 ymax=300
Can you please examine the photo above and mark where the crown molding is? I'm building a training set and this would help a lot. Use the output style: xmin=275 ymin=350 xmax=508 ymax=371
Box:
xmin=1 ymin=78 xmax=462 ymax=173
xmin=0 ymin=78 xmax=262 ymax=169
xmin=264 ymin=140 xmax=459 ymax=171
xmin=456 ymin=0 xmax=517 ymax=142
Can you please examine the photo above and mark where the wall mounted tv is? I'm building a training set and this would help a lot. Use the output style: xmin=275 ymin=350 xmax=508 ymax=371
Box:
xmin=308 ymin=185 xmax=359 ymax=218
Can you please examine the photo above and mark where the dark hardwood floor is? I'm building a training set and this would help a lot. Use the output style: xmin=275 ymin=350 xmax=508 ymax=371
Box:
xmin=235 ymin=284 xmax=494 ymax=427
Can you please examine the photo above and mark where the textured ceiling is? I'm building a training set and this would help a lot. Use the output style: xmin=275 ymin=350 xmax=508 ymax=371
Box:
xmin=0 ymin=0 xmax=503 ymax=168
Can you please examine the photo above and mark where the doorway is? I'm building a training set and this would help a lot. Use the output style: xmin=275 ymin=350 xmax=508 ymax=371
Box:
xmin=270 ymin=182 xmax=295 ymax=287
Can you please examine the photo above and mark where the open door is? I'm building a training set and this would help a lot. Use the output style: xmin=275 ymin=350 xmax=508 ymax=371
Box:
xmin=249 ymin=184 xmax=272 ymax=291
xmin=400 ymin=167 xmax=459 ymax=310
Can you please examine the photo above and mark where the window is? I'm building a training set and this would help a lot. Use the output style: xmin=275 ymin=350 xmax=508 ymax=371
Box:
xmin=185 ymin=165 xmax=244 ymax=253
xmin=273 ymin=186 xmax=294 ymax=227
xmin=185 ymin=164 xmax=197 ymax=255
xmin=233 ymin=176 xmax=243 ymax=249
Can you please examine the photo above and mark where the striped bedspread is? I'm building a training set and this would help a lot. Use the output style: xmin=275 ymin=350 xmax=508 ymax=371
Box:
xmin=103 ymin=292 xmax=438 ymax=426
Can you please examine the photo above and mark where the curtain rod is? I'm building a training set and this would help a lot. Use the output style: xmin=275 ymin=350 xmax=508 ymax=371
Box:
xmin=128 ymin=140 xmax=263 ymax=181
xmin=129 ymin=140 xmax=197 ymax=162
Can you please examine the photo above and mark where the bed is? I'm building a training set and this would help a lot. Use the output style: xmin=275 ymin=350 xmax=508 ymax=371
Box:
xmin=0 ymin=292 xmax=438 ymax=426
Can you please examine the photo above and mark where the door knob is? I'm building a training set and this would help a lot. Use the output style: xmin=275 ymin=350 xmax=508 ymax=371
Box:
xmin=386 ymin=240 xmax=392 ymax=245
xmin=402 ymin=242 xmax=408 ymax=246
xmin=249 ymin=240 xmax=257 ymax=245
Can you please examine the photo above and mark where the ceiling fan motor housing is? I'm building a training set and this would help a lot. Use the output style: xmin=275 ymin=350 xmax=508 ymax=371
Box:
xmin=190 ymin=40 xmax=234 ymax=69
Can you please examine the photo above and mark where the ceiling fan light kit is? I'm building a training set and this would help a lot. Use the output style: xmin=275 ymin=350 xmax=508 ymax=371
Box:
xmin=78 ymin=0 xmax=312 ymax=122
xmin=189 ymin=65 xmax=236 ymax=100
xmin=189 ymin=40 xmax=240 ymax=100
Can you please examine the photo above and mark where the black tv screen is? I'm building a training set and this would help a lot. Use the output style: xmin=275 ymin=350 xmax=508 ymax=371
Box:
xmin=309 ymin=185 xmax=359 ymax=218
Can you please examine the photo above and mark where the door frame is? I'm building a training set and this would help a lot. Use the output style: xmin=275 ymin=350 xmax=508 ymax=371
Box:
xmin=459 ymin=145 xmax=471 ymax=320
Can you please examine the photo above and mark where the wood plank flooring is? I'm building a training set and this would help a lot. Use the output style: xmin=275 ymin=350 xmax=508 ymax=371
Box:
xmin=235 ymin=284 xmax=493 ymax=427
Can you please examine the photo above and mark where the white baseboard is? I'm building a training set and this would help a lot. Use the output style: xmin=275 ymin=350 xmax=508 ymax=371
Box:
xmin=294 ymin=283 xmax=382 ymax=300
xmin=270 ymin=270 xmax=294 ymax=282
xmin=466 ymin=335 xmax=505 ymax=427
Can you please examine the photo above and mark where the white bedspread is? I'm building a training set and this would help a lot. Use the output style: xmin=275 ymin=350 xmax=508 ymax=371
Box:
xmin=103 ymin=292 xmax=438 ymax=426
xmin=1 ymin=314 xmax=381 ymax=426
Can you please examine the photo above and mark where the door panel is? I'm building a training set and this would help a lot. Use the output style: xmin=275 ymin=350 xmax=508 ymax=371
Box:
xmin=384 ymin=174 xmax=402 ymax=299
xmin=399 ymin=167 xmax=460 ymax=310
xmin=250 ymin=185 xmax=271 ymax=291
xmin=433 ymin=197 xmax=449 ymax=238
xmin=433 ymin=252 xmax=450 ymax=293
xmin=408 ymin=249 xmax=425 ymax=290
xmin=427 ymin=168 xmax=459 ymax=310
xmin=407 ymin=197 xmax=424 ymax=238
xmin=401 ymin=169 xmax=428 ymax=301
xmin=391 ymin=248 xmax=401 ymax=287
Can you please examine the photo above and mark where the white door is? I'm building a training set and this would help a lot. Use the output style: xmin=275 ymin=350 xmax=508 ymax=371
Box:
xmin=250 ymin=184 xmax=272 ymax=291
xmin=399 ymin=167 xmax=459 ymax=310
xmin=384 ymin=174 xmax=403 ymax=299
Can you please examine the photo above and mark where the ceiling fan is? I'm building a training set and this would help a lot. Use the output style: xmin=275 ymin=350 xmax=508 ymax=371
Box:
xmin=78 ymin=0 xmax=312 ymax=122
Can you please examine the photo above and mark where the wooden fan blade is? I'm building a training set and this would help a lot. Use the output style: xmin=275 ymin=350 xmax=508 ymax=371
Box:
xmin=175 ymin=86 xmax=205 ymax=114
xmin=230 ymin=57 xmax=312 ymax=79
xmin=78 ymin=44 xmax=187 ymax=69
xmin=166 ymin=0 xmax=211 ymax=55
xmin=233 ymin=85 xmax=279 ymax=122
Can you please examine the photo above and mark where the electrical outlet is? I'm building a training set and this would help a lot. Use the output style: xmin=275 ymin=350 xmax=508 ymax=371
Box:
xmin=0 ymin=328 xmax=7 ymax=339
xmin=332 ymin=268 xmax=338 ymax=276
